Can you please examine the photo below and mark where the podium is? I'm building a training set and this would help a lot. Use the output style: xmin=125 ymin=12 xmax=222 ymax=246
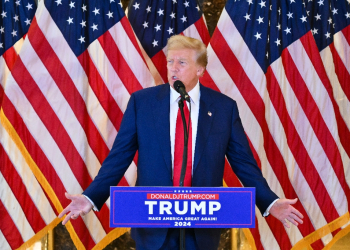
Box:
xmin=110 ymin=186 xmax=255 ymax=228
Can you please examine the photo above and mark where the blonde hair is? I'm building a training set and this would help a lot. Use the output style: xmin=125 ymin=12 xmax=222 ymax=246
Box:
xmin=166 ymin=35 xmax=208 ymax=68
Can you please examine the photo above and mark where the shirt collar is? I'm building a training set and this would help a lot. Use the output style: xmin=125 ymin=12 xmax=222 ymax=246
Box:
xmin=170 ymin=81 xmax=200 ymax=105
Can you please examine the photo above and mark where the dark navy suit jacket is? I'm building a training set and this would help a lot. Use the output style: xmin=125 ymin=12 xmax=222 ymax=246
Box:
xmin=83 ymin=83 xmax=278 ymax=250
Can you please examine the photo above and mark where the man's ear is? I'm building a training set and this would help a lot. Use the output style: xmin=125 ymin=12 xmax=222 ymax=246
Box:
xmin=196 ymin=66 xmax=205 ymax=77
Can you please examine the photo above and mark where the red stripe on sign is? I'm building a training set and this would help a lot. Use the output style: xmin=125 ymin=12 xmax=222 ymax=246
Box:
xmin=0 ymin=144 xmax=47 ymax=233
xmin=11 ymin=56 xmax=92 ymax=189
xmin=266 ymin=67 xmax=339 ymax=222
xmin=120 ymin=16 xmax=148 ymax=66
xmin=1 ymin=95 xmax=69 ymax=208
xmin=201 ymin=70 xmax=221 ymax=92
xmin=329 ymin=43 xmax=350 ymax=102
xmin=28 ymin=18 xmax=110 ymax=165
xmin=300 ymin=32 xmax=350 ymax=161
xmin=210 ymin=29 xmax=293 ymax=248
xmin=282 ymin=46 xmax=350 ymax=204
xmin=0 ymin=85 xmax=3 ymax=105
xmin=1 ymin=95 xmax=96 ymax=246
xmin=249 ymin=218 xmax=264 ymax=250
xmin=341 ymin=25 xmax=350 ymax=47
xmin=151 ymin=50 xmax=168 ymax=83
xmin=194 ymin=17 xmax=210 ymax=46
xmin=211 ymin=28 xmax=314 ymax=244
xmin=2 ymin=47 xmax=17 ymax=71
xmin=0 ymin=200 xmax=24 ymax=249
xmin=77 ymin=50 xmax=124 ymax=132
xmin=266 ymin=66 xmax=339 ymax=239
xmin=99 ymin=30 xmax=143 ymax=94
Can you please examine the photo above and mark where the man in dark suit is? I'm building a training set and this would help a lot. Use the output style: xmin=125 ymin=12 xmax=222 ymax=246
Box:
xmin=59 ymin=35 xmax=303 ymax=250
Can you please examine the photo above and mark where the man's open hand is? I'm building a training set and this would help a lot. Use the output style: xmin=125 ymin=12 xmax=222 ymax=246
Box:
xmin=58 ymin=193 xmax=93 ymax=225
xmin=269 ymin=198 xmax=304 ymax=228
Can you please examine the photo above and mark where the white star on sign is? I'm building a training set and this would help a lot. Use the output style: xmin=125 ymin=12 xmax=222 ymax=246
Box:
xmin=1 ymin=11 xmax=7 ymax=18
xmin=69 ymin=2 xmax=75 ymax=8
xmin=244 ymin=13 xmax=251 ymax=21
xmin=11 ymin=30 xmax=17 ymax=37
xmin=167 ymin=27 xmax=174 ymax=34
xmin=332 ymin=8 xmax=338 ymax=15
xmin=0 ymin=27 xmax=4 ymax=33
xmin=287 ymin=12 xmax=293 ymax=19
xmin=170 ymin=12 xmax=176 ymax=19
xmin=13 ymin=15 xmax=19 ymax=22
xmin=82 ymin=5 xmax=87 ymax=12
xmin=91 ymin=23 xmax=98 ymax=31
xmin=346 ymin=12 xmax=350 ymax=19
xmin=15 ymin=0 xmax=20 ymax=6
xmin=146 ymin=6 xmax=151 ymax=13
xmin=24 ymin=18 xmax=31 ymax=25
xmin=106 ymin=11 xmax=113 ymax=18
xmin=55 ymin=0 xmax=62 ymax=6
xmin=133 ymin=2 xmax=140 ymax=10
xmin=325 ymin=32 xmax=331 ymax=38
xmin=328 ymin=17 xmax=332 ymax=24
xmin=93 ymin=8 xmax=100 ymax=15
xmin=181 ymin=15 xmax=187 ymax=22
xmin=26 ymin=3 xmax=33 ymax=10
xmin=254 ymin=32 xmax=262 ymax=40
xmin=78 ymin=36 xmax=85 ymax=43
xmin=315 ymin=14 xmax=321 ymax=20
xmin=275 ymin=38 xmax=281 ymax=46
xmin=247 ymin=0 xmax=253 ymax=5
xmin=80 ymin=20 xmax=86 ymax=27
xmin=184 ymin=1 xmax=190 ymax=7
xmin=318 ymin=0 xmax=324 ymax=6
xmin=67 ymin=17 xmax=73 ymax=24
xmin=277 ymin=23 xmax=281 ymax=30
xmin=157 ymin=8 xmax=164 ymax=16
xmin=311 ymin=28 xmax=318 ymax=35
xmin=256 ymin=16 xmax=264 ymax=24
xmin=142 ymin=21 xmax=148 ymax=28
xmin=154 ymin=24 xmax=161 ymax=31
xmin=300 ymin=15 xmax=307 ymax=23
xmin=284 ymin=27 xmax=291 ymax=34
xmin=152 ymin=40 xmax=158 ymax=47
xmin=258 ymin=0 xmax=266 ymax=8
xmin=0 ymin=43 xmax=3 ymax=48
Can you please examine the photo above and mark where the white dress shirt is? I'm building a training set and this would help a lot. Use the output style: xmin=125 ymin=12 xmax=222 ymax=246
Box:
xmin=169 ymin=81 xmax=200 ymax=174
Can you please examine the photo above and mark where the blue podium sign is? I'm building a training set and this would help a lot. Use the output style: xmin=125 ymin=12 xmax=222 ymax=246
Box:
xmin=110 ymin=187 xmax=255 ymax=228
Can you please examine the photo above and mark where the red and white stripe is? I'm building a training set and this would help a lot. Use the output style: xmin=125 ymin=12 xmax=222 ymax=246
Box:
xmin=202 ymin=8 xmax=349 ymax=249
xmin=320 ymin=26 xmax=350 ymax=186
xmin=0 ymin=122 xmax=57 ymax=249
xmin=1 ymin=0 xmax=153 ymax=249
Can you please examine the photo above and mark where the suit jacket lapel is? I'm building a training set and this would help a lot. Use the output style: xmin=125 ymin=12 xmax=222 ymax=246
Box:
xmin=193 ymin=84 xmax=215 ymax=172
xmin=152 ymin=84 xmax=172 ymax=174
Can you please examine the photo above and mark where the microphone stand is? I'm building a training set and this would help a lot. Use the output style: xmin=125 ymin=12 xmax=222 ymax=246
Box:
xmin=178 ymin=98 xmax=191 ymax=250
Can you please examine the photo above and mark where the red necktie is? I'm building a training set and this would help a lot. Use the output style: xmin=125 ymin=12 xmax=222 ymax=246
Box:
xmin=173 ymin=100 xmax=192 ymax=187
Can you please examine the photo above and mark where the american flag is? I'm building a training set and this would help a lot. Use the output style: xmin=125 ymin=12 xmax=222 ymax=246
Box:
xmin=1 ymin=0 xmax=153 ymax=249
xmin=202 ymin=0 xmax=350 ymax=249
xmin=0 ymin=1 xmax=56 ymax=249
xmin=128 ymin=0 xmax=210 ymax=85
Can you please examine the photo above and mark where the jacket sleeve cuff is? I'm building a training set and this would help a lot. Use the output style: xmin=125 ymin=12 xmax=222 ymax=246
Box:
xmin=262 ymin=198 xmax=279 ymax=217
xmin=83 ymin=195 xmax=99 ymax=212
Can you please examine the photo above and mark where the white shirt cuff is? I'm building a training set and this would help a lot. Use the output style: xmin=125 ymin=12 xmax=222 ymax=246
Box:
xmin=263 ymin=198 xmax=279 ymax=217
xmin=83 ymin=195 xmax=99 ymax=211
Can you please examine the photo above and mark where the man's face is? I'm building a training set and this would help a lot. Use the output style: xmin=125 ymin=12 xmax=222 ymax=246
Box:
xmin=167 ymin=49 xmax=205 ymax=92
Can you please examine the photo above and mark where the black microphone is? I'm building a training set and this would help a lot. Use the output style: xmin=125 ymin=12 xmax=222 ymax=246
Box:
xmin=174 ymin=80 xmax=191 ymax=102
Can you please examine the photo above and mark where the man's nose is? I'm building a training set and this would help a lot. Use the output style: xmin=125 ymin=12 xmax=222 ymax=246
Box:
xmin=170 ymin=63 xmax=179 ymax=72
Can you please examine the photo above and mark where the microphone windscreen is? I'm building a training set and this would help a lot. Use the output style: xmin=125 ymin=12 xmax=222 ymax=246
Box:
xmin=174 ymin=80 xmax=185 ymax=93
